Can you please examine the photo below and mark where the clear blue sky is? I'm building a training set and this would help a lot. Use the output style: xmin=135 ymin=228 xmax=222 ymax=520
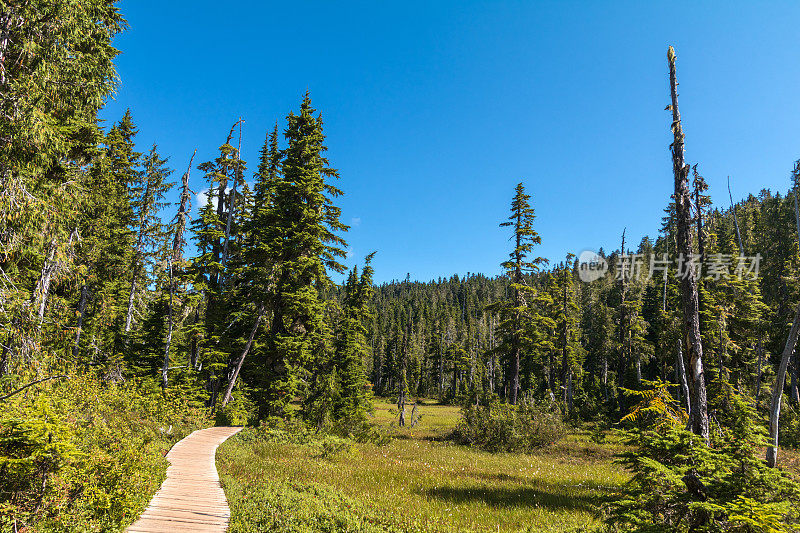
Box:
xmin=102 ymin=1 xmax=800 ymax=284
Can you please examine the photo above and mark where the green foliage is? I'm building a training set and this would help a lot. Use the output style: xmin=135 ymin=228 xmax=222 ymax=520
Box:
xmin=486 ymin=183 xmax=554 ymax=405
xmin=0 ymin=373 xmax=209 ymax=532
xmin=620 ymin=379 xmax=688 ymax=430
xmin=455 ymin=395 xmax=566 ymax=452
xmin=605 ymin=393 xmax=800 ymax=532
xmin=779 ymin=403 xmax=800 ymax=449
xmin=223 ymin=476 xmax=404 ymax=533
xmin=215 ymin=392 xmax=255 ymax=427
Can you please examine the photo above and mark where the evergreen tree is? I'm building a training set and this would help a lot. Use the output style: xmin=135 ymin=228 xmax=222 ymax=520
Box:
xmin=256 ymin=93 xmax=348 ymax=417
xmin=123 ymin=145 xmax=173 ymax=338
xmin=487 ymin=183 xmax=551 ymax=404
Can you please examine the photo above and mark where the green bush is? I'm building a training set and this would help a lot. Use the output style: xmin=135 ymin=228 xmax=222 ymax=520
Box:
xmin=605 ymin=393 xmax=800 ymax=532
xmin=779 ymin=401 xmax=800 ymax=449
xmin=0 ymin=373 xmax=209 ymax=532
xmin=215 ymin=393 xmax=254 ymax=427
xmin=454 ymin=395 xmax=566 ymax=452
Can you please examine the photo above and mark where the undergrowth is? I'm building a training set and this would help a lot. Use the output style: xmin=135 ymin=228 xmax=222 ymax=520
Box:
xmin=454 ymin=394 xmax=567 ymax=452
xmin=0 ymin=372 xmax=209 ymax=532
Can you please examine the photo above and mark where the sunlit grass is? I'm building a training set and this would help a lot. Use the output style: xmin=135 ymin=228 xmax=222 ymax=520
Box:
xmin=218 ymin=399 xmax=629 ymax=532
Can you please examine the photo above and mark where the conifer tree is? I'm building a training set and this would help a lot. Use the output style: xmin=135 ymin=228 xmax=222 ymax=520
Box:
xmin=553 ymin=254 xmax=584 ymax=411
xmin=161 ymin=150 xmax=195 ymax=390
xmin=71 ymin=113 xmax=140 ymax=368
xmin=255 ymin=94 xmax=348 ymax=417
xmin=124 ymin=145 xmax=173 ymax=336
xmin=336 ymin=253 xmax=376 ymax=424
xmin=488 ymin=183 xmax=551 ymax=404
xmin=191 ymin=123 xmax=247 ymax=406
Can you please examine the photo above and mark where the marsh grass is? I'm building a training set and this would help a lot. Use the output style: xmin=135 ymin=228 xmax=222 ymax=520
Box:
xmin=218 ymin=399 xmax=628 ymax=532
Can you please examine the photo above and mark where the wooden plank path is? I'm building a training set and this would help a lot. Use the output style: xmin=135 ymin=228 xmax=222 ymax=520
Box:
xmin=126 ymin=426 xmax=242 ymax=533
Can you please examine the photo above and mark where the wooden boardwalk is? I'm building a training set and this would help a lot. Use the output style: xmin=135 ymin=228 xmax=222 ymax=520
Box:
xmin=126 ymin=426 xmax=242 ymax=533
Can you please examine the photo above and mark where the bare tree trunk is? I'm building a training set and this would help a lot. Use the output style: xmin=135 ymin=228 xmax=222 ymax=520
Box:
xmin=221 ymin=119 xmax=243 ymax=271
xmin=162 ymin=151 xmax=195 ymax=390
xmin=73 ymin=283 xmax=88 ymax=359
xmin=0 ymin=337 xmax=10 ymax=375
xmin=668 ymin=46 xmax=709 ymax=441
xmin=755 ymin=332 xmax=764 ymax=404
xmin=33 ymin=229 xmax=77 ymax=326
xmin=124 ymin=275 xmax=138 ymax=333
xmin=398 ymin=388 xmax=406 ymax=427
xmin=767 ymin=305 xmax=800 ymax=467
xmin=0 ymin=10 xmax=16 ymax=88
xmin=161 ymin=259 xmax=175 ymax=391
xmin=32 ymin=240 xmax=57 ymax=323
xmin=728 ymin=176 xmax=744 ymax=254
xmin=221 ymin=305 xmax=265 ymax=407
xmin=676 ymin=340 xmax=691 ymax=416
xmin=791 ymin=357 xmax=800 ymax=405
xmin=410 ymin=400 xmax=419 ymax=428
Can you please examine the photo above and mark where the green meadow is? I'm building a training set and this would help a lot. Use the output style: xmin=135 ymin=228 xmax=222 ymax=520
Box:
xmin=217 ymin=400 xmax=629 ymax=532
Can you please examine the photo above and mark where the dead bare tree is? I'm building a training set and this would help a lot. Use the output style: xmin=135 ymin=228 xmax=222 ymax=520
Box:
xmin=728 ymin=176 xmax=744 ymax=255
xmin=668 ymin=45 xmax=709 ymax=441
xmin=221 ymin=119 xmax=243 ymax=271
xmin=221 ymin=304 xmax=266 ymax=407
xmin=755 ymin=332 xmax=764 ymax=404
xmin=410 ymin=399 xmax=420 ymax=428
xmin=161 ymin=150 xmax=195 ymax=390
xmin=397 ymin=388 xmax=406 ymax=427
xmin=676 ymin=340 xmax=691 ymax=416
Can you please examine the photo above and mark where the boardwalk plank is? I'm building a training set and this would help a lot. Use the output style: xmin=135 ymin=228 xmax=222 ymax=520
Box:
xmin=126 ymin=426 xmax=242 ymax=533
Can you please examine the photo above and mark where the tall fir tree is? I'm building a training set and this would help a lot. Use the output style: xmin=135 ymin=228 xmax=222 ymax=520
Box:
xmin=487 ymin=183 xmax=552 ymax=404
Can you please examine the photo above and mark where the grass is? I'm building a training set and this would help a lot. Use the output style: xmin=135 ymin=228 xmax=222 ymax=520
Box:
xmin=217 ymin=399 xmax=629 ymax=532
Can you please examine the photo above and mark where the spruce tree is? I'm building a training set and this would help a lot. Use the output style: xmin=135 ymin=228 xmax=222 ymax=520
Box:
xmin=255 ymin=94 xmax=348 ymax=417
xmin=487 ymin=183 xmax=551 ymax=404
xmin=123 ymin=144 xmax=173 ymax=337
xmin=336 ymin=253 xmax=376 ymax=425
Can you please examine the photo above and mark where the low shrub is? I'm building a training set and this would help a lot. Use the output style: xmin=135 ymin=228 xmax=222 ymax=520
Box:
xmin=454 ymin=395 xmax=566 ymax=452
xmin=222 ymin=476 xmax=405 ymax=533
xmin=215 ymin=393 xmax=255 ymax=427
xmin=241 ymin=419 xmax=357 ymax=459
xmin=0 ymin=372 xmax=209 ymax=532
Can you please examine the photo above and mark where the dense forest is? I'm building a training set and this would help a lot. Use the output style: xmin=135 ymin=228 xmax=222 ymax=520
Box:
xmin=4 ymin=2 xmax=800 ymax=532
xmin=368 ymin=182 xmax=799 ymax=414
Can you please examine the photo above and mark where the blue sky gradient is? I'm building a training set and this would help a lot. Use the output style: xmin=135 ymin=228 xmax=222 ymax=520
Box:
xmin=102 ymin=1 xmax=800 ymax=283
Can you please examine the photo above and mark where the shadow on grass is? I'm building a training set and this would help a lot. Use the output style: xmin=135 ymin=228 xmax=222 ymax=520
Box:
xmin=423 ymin=480 xmax=606 ymax=512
